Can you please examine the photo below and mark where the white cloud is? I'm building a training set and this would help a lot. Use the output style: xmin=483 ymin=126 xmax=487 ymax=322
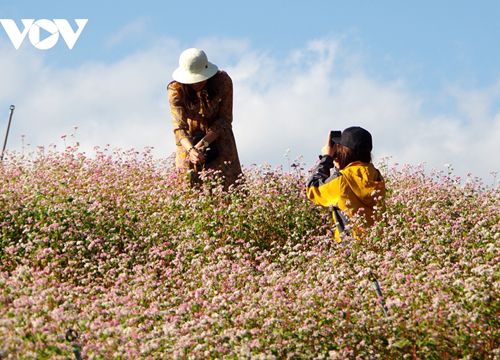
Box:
xmin=0 ymin=37 xmax=498 ymax=182
xmin=0 ymin=39 xmax=180 ymax=156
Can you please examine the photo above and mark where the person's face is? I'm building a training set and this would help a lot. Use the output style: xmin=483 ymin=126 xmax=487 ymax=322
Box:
xmin=190 ymin=80 xmax=207 ymax=92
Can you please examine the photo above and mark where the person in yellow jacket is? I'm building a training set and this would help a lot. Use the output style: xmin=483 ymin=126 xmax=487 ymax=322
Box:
xmin=306 ymin=126 xmax=386 ymax=242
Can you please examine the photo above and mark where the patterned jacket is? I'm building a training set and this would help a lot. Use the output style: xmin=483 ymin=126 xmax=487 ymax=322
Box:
xmin=168 ymin=71 xmax=242 ymax=188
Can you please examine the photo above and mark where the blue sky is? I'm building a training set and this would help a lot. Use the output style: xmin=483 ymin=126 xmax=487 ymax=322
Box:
xmin=0 ymin=0 xmax=499 ymax=181
xmin=3 ymin=1 xmax=498 ymax=88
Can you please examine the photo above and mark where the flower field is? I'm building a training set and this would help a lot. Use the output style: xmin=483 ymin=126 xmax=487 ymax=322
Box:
xmin=0 ymin=146 xmax=498 ymax=359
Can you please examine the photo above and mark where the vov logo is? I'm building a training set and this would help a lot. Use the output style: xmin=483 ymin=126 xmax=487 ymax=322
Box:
xmin=0 ymin=19 xmax=88 ymax=50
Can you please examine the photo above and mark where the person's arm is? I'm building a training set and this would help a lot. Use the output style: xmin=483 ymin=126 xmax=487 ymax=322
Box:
xmin=179 ymin=137 xmax=205 ymax=164
xmin=306 ymin=156 xmax=342 ymax=207
xmin=168 ymin=83 xmax=205 ymax=164
xmin=306 ymin=155 xmax=335 ymax=187
xmin=306 ymin=134 xmax=342 ymax=207
xmin=194 ymin=132 xmax=217 ymax=151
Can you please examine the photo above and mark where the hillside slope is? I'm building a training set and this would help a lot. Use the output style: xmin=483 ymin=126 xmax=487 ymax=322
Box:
xmin=0 ymin=147 xmax=498 ymax=359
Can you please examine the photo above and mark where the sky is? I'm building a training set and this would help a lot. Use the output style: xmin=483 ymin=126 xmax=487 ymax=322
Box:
xmin=0 ymin=0 xmax=499 ymax=183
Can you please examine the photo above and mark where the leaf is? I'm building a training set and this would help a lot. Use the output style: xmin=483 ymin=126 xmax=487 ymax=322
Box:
xmin=392 ymin=338 xmax=412 ymax=349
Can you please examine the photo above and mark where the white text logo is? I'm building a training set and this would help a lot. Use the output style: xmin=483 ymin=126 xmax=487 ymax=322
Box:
xmin=0 ymin=19 xmax=88 ymax=50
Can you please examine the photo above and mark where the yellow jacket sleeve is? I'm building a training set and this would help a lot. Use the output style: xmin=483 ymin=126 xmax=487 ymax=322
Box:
xmin=306 ymin=155 xmax=343 ymax=208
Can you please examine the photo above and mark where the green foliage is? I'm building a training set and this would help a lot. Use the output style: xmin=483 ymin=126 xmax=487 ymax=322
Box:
xmin=0 ymin=148 xmax=498 ymax=358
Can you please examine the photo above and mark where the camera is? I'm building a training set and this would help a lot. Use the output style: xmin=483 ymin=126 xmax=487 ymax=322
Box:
xmin=330 ymin=130 xmax=341 ymax=145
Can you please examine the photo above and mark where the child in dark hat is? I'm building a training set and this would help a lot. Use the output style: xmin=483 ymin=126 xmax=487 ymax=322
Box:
xmin=306 ymin=126 xmax=386 ymax=242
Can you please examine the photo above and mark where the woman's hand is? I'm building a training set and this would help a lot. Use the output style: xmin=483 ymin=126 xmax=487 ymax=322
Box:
xmin=321 ymin=133 xmax=335 ymax=157
xmin=180 ymin=137 xmax=205 ymax=165
xmin=188 ymin=147 xmax=205 ymax=165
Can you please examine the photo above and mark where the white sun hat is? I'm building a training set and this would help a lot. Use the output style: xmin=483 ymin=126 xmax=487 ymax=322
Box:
xmin=172 ymin=48 xmax=219 ymax=84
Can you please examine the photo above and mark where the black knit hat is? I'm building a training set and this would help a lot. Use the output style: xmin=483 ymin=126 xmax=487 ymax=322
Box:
xmin=339 ymin=126 xmax=373 ymax=153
